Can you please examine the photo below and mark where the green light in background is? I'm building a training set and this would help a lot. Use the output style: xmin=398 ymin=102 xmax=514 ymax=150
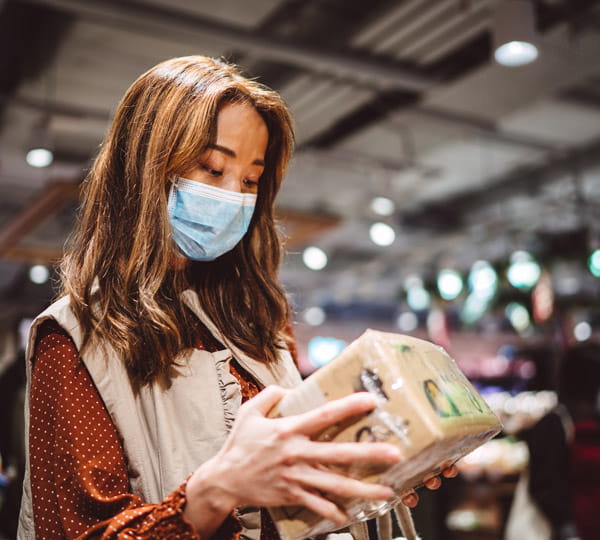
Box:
xmin=505 ymin=302 xmax=531 ymax=332
xmin=589 ymin=249 xmax=600 ymax=277
xmin=507 ymin=251 xmax=541 ymax=290
xmin=468 ymin=260 xmax=498 ymax=300
xmin=437 ymin=268 xmax=464 ymax=300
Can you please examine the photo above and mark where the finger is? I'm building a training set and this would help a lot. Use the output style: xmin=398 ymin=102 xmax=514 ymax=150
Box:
xmin=294 ymin=488 xmax=349 ymax=527
xmin=297 ymin=440 xmax=401 ymax=466
xmin=401 ymin=491 xmax=419 ymax=508
xmin=442 ymin=465 xmax=459 ymax=478
xmin=286 ymin=393 xmax=378 ymax=436
xmin=294 ymin=465 xmax=394 ymax=501
xmin=245 ymin=385 xmax=288 ymax=415
xmin=424 ymin=475 xmax=442 ymax=490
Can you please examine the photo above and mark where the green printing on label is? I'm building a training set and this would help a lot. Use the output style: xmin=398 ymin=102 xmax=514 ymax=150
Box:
xmin=423 ymin=378 xmax=486 ymax=418
xmin=423 ymin=378 xmax=461 ymax=417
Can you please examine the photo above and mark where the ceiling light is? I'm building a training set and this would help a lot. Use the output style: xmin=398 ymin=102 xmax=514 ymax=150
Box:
xmin=407 ymin=287 xmax=430 ymax=311
xmin=26 ymin=148 xmax=54 ymax=168
xmin=397 ymin=311 xmax=418 ymax=332
xmin=574 ymin=321 xmax=591 ymax=342
xmin=370 ymin=196 xmax=395 ymax=216
xmin=26 ymin=113 xmax=54 ymax=168
xmin=460 ymin=293 xmax=490 ymax=326
xmin=505 ymin=302 xmax=531 ymax=332
xmin=468 ymin=260 xmax=498 ymax=300
xmin=404 ymin=274 xmax=423 ymax=290
xmin=302 ymin=246 xmax=328 ymax=270
xmin=369 ymin=222 xmax=395 ymax=247
xmin=493 ymin=0 xmax=539 ymax=67
xmin=29 ymin=264 xmax=50 ymax=284
xmin=303 ymin=306 xmax=326 ymax=326
xmin=437 ymin=269 xmax=463 ymax=301
xmin=495 ymin=41 xmax=538 ymax=67
xmin=589 ymin=249 xmax=600 ymax=277
xmin=507 ymin=250 xmax=541 ymax=290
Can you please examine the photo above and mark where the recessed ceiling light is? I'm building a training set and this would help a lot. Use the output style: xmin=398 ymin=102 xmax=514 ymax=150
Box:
xmin=369 ymin=222 xmax=395 ymax=247
xmin=574 ymin=321 xmax=591 ymax=342
xmin=370 ymin=196 xmax=395 ymax=216
xmin=29 ymin=264 xmax=50 ymax=284
xmin=26 ymin=148 xmax=54 ymax=168
xmin=302 ymin=246 xmax=328 ymax=270
xmin=397 ymin=311 xmax=418 ymax=332
xmin=303 ymin=306 xmax=326 ymax=326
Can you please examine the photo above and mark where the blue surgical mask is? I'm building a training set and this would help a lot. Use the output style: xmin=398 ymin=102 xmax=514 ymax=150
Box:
xmin=168 ymin=177 xmax=257 ymax=261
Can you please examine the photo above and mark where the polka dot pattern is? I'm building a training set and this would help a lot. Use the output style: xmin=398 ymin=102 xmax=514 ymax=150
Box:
xmin=29 ymin=320 xmax=206 ymax=539
xmin=28 ymin=317 xmax=286 ymax=540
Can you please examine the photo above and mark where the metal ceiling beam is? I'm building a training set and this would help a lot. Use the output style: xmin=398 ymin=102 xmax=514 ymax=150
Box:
xmin=276 ymin=208 xmax=341 ymax=249
xmin=26 ymin=0 xmax=436 ymax=92
xmin=0 ymin=180 xmax=79 ymax=259
xmin=410 ymin=105 xmax=561 ymax=152
xmin=2 ymin=93 xmax=110 ymax=121
xmin=3 ymin=245 xmax=63 ymax=263
xmin=403 ymin=135 xmax=600 ymax=226
xmin=559 ymin=87 xmax=600 ymax=111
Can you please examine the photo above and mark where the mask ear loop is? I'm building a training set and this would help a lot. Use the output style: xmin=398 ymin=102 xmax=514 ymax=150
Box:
xmin=167 ymin=177 xmax=179 ymax=213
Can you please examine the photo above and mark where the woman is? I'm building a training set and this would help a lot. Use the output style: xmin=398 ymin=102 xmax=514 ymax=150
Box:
xmin=18 ymin=56 xmax=454 ymax=539
xmin=517 ymin=342 xmax=600 ymax=540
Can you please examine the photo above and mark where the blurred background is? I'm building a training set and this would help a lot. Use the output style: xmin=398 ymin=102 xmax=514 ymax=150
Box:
xmin=1 ymin=0 xmax=600 ymax=538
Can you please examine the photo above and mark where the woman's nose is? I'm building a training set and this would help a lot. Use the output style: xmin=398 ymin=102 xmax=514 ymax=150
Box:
xmin=221 ymin=172 xmax=246 ymax=193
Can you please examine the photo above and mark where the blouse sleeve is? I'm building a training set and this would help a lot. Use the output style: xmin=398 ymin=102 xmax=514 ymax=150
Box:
xmin=29 ymin=320 xmax=241 ymax=540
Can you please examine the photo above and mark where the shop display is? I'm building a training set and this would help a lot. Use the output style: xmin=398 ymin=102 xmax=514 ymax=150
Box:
xmin=456 ymin=437 xmax=528 ymax=480
xmin=267 ymin=329 xmax=502 ymax=540
xmin=446 ymin=390 xmax=563 ymax=538
xmin=484 ymin=390 xmax=558 ymax=434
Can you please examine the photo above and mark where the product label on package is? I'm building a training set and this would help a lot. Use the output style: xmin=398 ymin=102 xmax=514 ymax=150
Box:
xmin=390 ymin=341 xmax=491 ymax=420
xmin=422 ymin=376 xmax=486 ymax=418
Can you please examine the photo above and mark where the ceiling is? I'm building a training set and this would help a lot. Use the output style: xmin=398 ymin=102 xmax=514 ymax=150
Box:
xmin=1 ymin=0 xmax=600 ymax=328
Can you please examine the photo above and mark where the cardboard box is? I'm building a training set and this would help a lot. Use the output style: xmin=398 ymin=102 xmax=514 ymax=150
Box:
xmin=268 ymin=329 xmax=502 ymax=540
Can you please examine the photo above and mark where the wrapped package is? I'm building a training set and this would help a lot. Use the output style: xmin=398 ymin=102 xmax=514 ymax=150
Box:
xmin=267 ymin=329 xmax=502 ymax=540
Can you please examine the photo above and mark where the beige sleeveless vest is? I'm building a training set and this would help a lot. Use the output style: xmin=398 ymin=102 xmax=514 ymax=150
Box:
xmin=18 ymin=291 xmax=404 ymax=540
xmin=17 ymin=290 xmax=302 ymax=539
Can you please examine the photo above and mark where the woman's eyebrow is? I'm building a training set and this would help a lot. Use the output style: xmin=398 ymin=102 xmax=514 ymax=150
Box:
xmin=209 ymin=143 xmax=265 ymax=167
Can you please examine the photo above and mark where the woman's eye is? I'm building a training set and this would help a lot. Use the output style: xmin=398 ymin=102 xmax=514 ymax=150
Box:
xmin=200 ymin=164 xmax=222 ymax=177
xmin=244 ymin=179 xmax=259 ymax=187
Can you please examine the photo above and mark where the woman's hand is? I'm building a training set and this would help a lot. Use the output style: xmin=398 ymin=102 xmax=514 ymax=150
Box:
xmin=184 ymin=386 xmax=401 ymax=536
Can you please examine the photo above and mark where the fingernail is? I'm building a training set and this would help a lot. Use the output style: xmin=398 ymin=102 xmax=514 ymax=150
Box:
xmin=443 ymin=466 xmax=458 ymax=478
xmin=381 ymin=487 xmax=394 ymax=499
xmin=403 ymin=495 xmax=417 ymax=507
xmin=358 ymin=393 xmax=377 ymax=406
xmin=387 ymin=447 xmax=401 ymax=460
xmin=335 ymin=512 xmax=349 ymax=526
xmin=429 ymin=477 xmax=441 ymax=489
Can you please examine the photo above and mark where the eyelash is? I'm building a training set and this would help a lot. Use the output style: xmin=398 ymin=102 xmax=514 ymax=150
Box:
xmin=200 ymin=163 xmax=222 ymax=177
xmin=200 ymin=163 xmax=259 ymax=187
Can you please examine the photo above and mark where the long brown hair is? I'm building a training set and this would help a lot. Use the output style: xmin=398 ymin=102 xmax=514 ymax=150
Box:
xmin=60 ymin=56 xmax=295 ymax=388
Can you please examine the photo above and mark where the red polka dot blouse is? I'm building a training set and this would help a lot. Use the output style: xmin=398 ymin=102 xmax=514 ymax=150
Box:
xmin=28 ymin=318 xmax=282 ymax=539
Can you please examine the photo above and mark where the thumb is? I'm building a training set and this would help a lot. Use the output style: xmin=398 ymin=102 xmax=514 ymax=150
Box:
xmin=245 ymin=385 xmax=288 ymax=416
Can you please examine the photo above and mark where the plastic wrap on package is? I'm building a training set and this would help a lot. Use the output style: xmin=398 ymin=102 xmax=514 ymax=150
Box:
xmin=267 ymin=329 xmax=502 ymax=540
